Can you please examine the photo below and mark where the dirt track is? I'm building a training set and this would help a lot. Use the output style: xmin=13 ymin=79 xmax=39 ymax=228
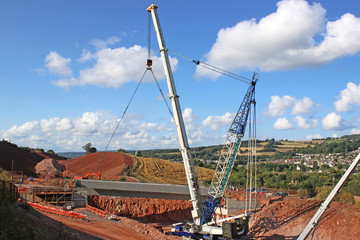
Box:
xmin=33 ymin=207 xmax=178 ymax=240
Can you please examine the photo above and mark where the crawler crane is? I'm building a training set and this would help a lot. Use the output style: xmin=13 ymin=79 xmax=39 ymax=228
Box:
xmin=147 ymin=4 xmax=257 ymax=239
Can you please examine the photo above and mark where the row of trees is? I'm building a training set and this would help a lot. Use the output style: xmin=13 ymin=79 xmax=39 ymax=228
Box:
xmin=228 ymin=162 xmax=360 ymax=201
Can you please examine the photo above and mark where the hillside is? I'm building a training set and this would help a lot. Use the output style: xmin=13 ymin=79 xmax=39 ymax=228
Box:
xmin=0 ymin=141 xmax=66 ymax=177
xmin=59 ymin=152 xmax=134 ymax=181
xmin=60 ymin=152 xmax=213 ymax=185
xmin=132 ymin=156 xmax=214 ymax=185
xmin=139 ymin=136 xmax=360 ymax=162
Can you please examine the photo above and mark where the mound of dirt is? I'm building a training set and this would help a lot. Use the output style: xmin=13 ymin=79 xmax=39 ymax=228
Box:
xmin=249 ymin=197 xmax=360 ymax=239
xmin=35 ymin=158 xmax=65 ymax=176
xmin=32 ymin=151 xmax=68 ymax=161
xmin=59 ymin=152 xmax=134 ymax=181
xmin=0 ymin=142 xmax=43 ymax=177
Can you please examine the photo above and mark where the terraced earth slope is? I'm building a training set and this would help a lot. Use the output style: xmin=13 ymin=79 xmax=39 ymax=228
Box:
xmin=131 ymin=156 xmax=214 ymax=185
xmin=60 ymin=152 xmax=213 ymax=185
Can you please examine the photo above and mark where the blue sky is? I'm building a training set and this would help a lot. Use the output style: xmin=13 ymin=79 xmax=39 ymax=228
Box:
xmin=1 ymin=0 xmax=360 ymax=152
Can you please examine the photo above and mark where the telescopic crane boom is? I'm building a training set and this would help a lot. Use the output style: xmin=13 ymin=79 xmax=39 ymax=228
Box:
xmin=147 ymin=4 xmax=204 ymax=226
xmin=147 ymin=4 xmax=257 ymax=238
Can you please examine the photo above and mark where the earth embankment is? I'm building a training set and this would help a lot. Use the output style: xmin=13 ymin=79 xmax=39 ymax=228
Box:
xmin=59 ymin=152 xmax=134 ymax=181
xmin=88 ymin=195 xmax=192 ymax=224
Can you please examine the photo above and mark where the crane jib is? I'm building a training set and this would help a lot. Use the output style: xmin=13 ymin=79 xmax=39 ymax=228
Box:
xmin=220 ymin=137 xmax=242 ymax=192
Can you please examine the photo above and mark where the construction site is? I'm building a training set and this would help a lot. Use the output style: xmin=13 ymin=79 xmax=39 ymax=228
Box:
xmin=1 ymin=3 xmax=360 ymax=240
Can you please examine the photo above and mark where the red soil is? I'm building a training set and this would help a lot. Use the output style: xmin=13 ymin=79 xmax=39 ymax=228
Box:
xmin=249 ymin=197 xmax=360 ymax=240
xmin=29 ymin=205 xmax=178 ymax=240
xmin=0 ymin=142 xmax=67 ymax=177
xmin=88 ymin=195 xmax=193 ymax=224
xmin=59 ymin=152 xmax=134 ymax=181
xmin=0 ymin=142 xmax=43 ymax=177
xmin=32 ymin=151 xmax=67 ymax=161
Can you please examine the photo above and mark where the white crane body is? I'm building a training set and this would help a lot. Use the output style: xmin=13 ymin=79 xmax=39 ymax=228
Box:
xmin=147 ymin=4 xmax=254 ymax=238
xmin=147 ymin=4 xmax=203 ymax=226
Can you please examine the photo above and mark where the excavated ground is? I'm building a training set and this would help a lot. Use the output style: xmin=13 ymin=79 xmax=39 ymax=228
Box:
xmin=85 ymin=194 xmax=360 ymax=239
xmin=3 ymin=145 xmax=360 ymax=239
xmin=88 ymin=195 xmax=192 ymax=224
xmin=249 ymin=197 xmax=360 ymax=240
xmin=58 ymin=152 xmax=135 ymax=181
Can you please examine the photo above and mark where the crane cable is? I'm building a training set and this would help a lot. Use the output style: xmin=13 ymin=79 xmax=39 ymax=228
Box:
xmin=245 ymin=91 xmax=257 ymax=214
xmin=167 ymin=49 xmax=251 ymax=84
xmin=93 ymin=69 xmax=148 ymax=173
xmin=94 ymin=12 xmax=174 ymax=173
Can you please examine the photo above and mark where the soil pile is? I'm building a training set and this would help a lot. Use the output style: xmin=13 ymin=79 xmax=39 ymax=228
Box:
xmin=59 ymin=152 xmax=134 ymax=181
xmin=249 ymin=197 xmax=360 ymax=239
xmin=35 ymin=158 xmax=65 ymax=176
xmin=88 ymin=195 xmax=192 ymax=224
xmin=0 ymin=142 xmax=43 ymax=177
xmin=32 ymin=151 xmax=67 ymax=161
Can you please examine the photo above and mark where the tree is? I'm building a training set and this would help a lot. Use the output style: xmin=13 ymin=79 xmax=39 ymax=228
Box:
xmin=83 ymin=143 xmax=97 ymax=154
xmin=46 ymin=149 xmax=55 ymax=155
xmin=117 ymin=148 xmax=127 ymax=153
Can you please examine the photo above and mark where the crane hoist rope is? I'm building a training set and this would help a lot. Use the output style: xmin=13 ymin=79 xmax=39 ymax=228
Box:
xmin=92 ymin=9 xmax=176 ymax=174
xmin=93 ymin=69 xmax=148 ymax=173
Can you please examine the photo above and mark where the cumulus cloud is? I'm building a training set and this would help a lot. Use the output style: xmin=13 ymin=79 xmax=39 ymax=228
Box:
xmin=202 ymin=112 xmax=235 ymax=130
xmin=322 ymin=112 xmax=343 ymax=130
xmin=5 ymin=121 xmax=40 ymax=137
xmin=334 ymin=82 xmax=360 ymax=112
xmin=351 ymin=128 xmax=360 ymax=134
xmin=306 ymin=133 xmax=323 ymax=140
xmin=294 ymin=116 xmax=310 ymax=129
xmin=0 ymin=111 xmax=175 ymax=151
xmin=45 ymin=51 xmax=73 ymax=76
xmin=196 ymin=0 xmax=360 ymax=77
xmin=0 ymin=109 xmax=219 ymax=151
xmin=294 ymin=116 xmax=318 ymax=129
xmin=267 ymin=95 xmax=314 ymax=117
xmin=90 ymin=36 xmax=121 ymax=50
xmin=51 ymin=45 xmax=178 ymax=88
xmin=273 ymin=117 xmax=293 ymax=130
xmin=183 ymin=108 xmax=198 ymax=125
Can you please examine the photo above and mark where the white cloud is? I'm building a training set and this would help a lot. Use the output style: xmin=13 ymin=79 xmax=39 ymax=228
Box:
xmin=306 ymin=134 xmax=323 ymax=140
xmin=294 ymin=116 xmax=318 ymax=129
xmin=0 ymin=110 xmax=211 ymax=152
xmin=183 ymin=108 xmax=198 ymax=125
xmin=202 ymin=112 xmax=234 ymax=130
xmin=267 ymin=95 xmax=314 ymax=117
xmin=51 ymin=45 xmax=178 ymax=88
xmin=273 ymin=117 xmax=293 ymax=130
xmin=45 ymin=51 xmax=73 ymax=76
xmin=56 ymin=118 xmax=74 ymax=131
xmin=334 ymin=82 xmax=360 ymax=112
xmin=322 ymin=112 xmax=343 ymax=130
xmin=4 ymin=121 xmax=40 ymax=137
xmin=291 ymin=97 xmax=314 ymax=115
xmin=78 ymin=49 xmax=93 ymax=62
xmin=90 ymin=36 xmax=121 ymax=50
xmin=267 ymin=95 xmax=295 ymax=117
xmin=294 ymin=116 xmax=310 ymax=129
xmin=351 ymin=128 xmax=360 ymax=134
xmin=196 ymin=0 xmax=360 ymax=77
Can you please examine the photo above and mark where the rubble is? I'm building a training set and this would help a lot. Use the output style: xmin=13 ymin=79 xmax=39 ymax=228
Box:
xmin=35 ymin=158 xmax=65 ymax=176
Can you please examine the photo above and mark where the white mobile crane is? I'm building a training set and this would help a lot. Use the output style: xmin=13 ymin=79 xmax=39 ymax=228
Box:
xmin=147 ymin=4 xmax=257 ymax=239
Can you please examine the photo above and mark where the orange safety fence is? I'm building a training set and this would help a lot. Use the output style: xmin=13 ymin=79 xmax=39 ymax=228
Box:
xmin=18 ymin=199 xmax=86 ymax=219
xmin=85 ymin=203 xmax=107 ymax=218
